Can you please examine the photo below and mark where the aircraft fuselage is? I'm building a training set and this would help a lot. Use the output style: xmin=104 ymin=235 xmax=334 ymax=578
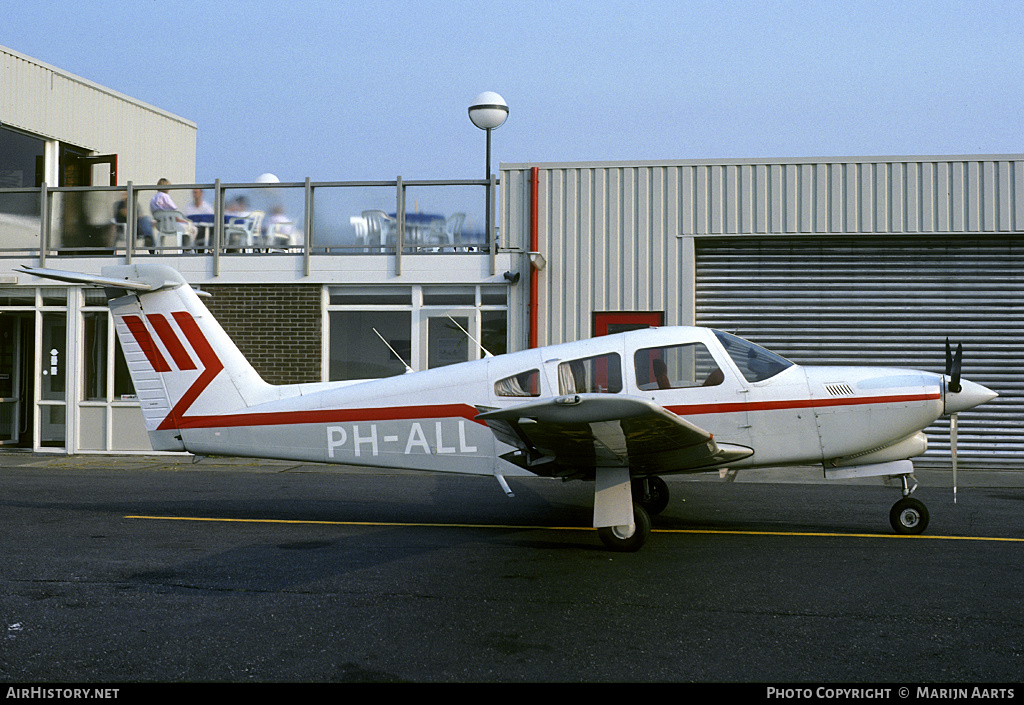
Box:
xmin=170 ymin=326 xmax=975 ymax=479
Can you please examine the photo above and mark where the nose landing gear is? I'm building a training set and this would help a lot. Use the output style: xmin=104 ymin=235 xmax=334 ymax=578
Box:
xmin=890 ymin=474 xmax=929 ymax=535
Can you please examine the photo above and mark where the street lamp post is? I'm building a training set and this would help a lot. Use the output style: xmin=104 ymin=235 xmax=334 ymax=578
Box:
xmin=468 ymin=92 xmax=508 ymax=247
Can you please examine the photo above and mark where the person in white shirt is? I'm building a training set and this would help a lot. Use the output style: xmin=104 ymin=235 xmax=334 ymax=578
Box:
xmin=182 ymin=188 xmax=214 ymax=217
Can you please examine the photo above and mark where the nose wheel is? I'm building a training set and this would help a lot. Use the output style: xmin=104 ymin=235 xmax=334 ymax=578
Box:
xmin=889 ymin=474 xmax=929 ymax=535
xmin=890 ymin=497 xmax=929 ymax=534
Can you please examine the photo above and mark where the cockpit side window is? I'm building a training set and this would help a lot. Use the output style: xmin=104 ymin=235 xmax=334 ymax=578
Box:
xmin=713 ymin=330 xmax=794 ymax=383
xmin=495 ymin=369 xmax=541 ymax=397
xmin=635 ymin=343 xmax=723 ymax=390
xmin=558 ymin=353 xmax=622 ymax=394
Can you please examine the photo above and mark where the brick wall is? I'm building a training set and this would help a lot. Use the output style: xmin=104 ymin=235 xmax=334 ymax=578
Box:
xmin=203 ymin=284 xmax=322 ymax=385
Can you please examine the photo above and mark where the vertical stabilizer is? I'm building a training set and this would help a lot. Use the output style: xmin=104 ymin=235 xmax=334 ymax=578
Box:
xmin=100 ymin=264 xmax=275 ymax=450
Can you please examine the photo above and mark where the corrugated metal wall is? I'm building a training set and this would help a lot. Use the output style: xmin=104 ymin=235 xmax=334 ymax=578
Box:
xmin=503 ymin=163 xmax=694 ymax=346
xmin=1 ymin=45 xmax=197 ymax=184
xmin=501 ymin=155 xmax=1023 ymax=468
xmin=670 ymin=159 xmax=1023 ymax=236
xmin=502 ymin=164 xmax=690 ymax=345
xmin=503 ymin=155 xmax=1023 ymax=344
xmin=694 ymin=237 xmax=1023 ymax=468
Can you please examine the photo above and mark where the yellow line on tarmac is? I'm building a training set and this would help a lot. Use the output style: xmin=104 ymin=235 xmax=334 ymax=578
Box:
xmin=653 ymin=528 xmax=1024 ymax=542
xmin=125 ymin=515 xmax=1024 ymax=542
xmin=125 ymin=515 xmax=573 ymax=531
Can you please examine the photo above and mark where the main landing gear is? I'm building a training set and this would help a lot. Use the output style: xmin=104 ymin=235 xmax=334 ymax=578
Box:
xmin=889 ymin=475 xmax=929 ymax=535
xmin=595 ymin=476 xmax=670 ymax=552
xmin=633 ymin=476 xmax=670 ymax=516
xmin=597 ymin=504 xmax=652 ymax=552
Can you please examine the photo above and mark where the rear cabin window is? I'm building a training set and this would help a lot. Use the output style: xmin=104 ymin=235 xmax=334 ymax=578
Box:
xmin=635 ymin=343 xmax=723 ymax=390
xmin=557 ymin=353 xmax=622 ymax=394
xmin=495 ymin=369 xmax=541 ymax=397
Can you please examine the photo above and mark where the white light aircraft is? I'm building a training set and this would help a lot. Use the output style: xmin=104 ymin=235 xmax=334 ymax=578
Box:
xmin=22 ymin=264 xmax=998 ymax=551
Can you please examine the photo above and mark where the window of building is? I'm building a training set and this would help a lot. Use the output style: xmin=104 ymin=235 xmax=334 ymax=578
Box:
xmin=329 ymin=310 xmax=412 ymax=379
xmin=326 ymin=284 xmax=509 ymax=381
xmin=423 ymin=286 xmax=475 ymax=306
xmin=0 ymin=125 xmax=46 ymax=189
xmin=78 ymin=293 xmax=146 ymax=452
xmin=0 ymin=126 xmax=47 ymax=254
xmin=81 ymin=290 xmax=135 ymax=402
xmin=83 ymin=311 xmax=108 ymax=402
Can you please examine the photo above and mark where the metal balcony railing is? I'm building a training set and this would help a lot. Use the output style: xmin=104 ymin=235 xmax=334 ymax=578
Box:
xmin=0 ymin=176 xmax=501 ymax=275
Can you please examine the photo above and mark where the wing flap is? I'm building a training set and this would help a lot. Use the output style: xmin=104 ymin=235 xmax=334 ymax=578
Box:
xmin=477 ymin=394 xmax=752 ymax=475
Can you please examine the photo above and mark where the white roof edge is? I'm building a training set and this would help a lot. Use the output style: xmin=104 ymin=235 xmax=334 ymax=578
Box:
xmin=501 ymin=154 xmax=1024 ymax=170
xmin=0 ymin=44 xmax=196 ymax=130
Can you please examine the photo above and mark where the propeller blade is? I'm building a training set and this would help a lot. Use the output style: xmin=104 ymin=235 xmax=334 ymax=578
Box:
xmin=950 ymin=412 xmax=959 ymax=504
xmin=945 ymin=338 xmax=962 ymax=393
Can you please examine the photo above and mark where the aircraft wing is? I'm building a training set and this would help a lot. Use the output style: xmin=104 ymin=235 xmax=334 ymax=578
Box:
xmin=476 ymin=394 xmax=752 ymax=477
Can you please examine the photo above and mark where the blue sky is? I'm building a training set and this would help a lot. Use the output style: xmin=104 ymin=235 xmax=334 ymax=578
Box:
xmin=4 ymin=0 xmax=1022 ymax=184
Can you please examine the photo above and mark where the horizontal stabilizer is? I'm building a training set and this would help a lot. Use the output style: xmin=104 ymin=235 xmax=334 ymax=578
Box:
xmin=19 ymin=265 xmax=173 ymax=292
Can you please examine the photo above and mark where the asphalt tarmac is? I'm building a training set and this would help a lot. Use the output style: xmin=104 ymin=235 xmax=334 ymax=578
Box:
xmin=1 ymin=453 xmax=1022 ymax=685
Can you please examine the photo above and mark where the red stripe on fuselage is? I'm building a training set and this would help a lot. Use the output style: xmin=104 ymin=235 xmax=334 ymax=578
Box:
xmin=163 ymin=393 xmax=938 ymax=433
xmin=171 ymin=404 xmax=485 ymax=430
xmin=666 ymin=391 xmax=940 ymax=417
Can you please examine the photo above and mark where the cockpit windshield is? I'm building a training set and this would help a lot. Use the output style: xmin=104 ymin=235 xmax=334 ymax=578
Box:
xmin=713 ymin=330 xmax=794 ymax=383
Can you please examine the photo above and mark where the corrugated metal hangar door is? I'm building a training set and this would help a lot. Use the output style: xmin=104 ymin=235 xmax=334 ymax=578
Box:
xmin=695 ymin=237 xmax=1023 ymax=469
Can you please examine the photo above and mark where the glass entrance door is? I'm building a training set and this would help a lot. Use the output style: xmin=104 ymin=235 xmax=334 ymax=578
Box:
xmin=39 ymin=312 xmax=67 ymax=448
xmin=0 ymin=314 xmax=24 ymax=445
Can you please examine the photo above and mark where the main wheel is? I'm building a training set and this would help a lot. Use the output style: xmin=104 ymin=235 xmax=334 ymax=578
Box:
xmin=889 ymin=497 xmax=929 ymax=535
xmin=597 ymin=504 xmax=651 ymax=552
xmin=632 ymin=476 xmax=670 ymax=516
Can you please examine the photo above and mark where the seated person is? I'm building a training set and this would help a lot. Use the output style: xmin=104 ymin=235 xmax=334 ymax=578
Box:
xmin=150 ymin=178 xmax=197 ymax=245
xmin=113 ymin=195 xmax=153 ymax=248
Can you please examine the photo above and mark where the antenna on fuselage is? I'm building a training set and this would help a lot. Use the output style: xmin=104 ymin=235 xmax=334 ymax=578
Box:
xmin=447 ymin=315 xmax=493 ymax=358
xmin=373 ymin=328 xmax=414 ymax=374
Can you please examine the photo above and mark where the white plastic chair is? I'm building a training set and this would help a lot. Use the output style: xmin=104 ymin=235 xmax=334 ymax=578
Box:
xmin=151 ymin=210 xmax=196 ymax=250
xmin=446 ymin=213 xmax=467 ymax=250
xmin=224 ymin=210 xmax=264 ymax=250
xmin=265 ymin=220 xmax=296 ymax=250
xmin=361 ymin=210 xmax=398 ymax=251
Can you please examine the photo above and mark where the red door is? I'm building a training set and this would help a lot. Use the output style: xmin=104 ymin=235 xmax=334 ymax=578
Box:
xmin=593 ymin=311 xmax=664 ymax=337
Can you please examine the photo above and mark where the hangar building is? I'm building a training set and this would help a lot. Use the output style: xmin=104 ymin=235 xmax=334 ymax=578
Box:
xmin=501 ymin=158 xmax=1024 ymax=468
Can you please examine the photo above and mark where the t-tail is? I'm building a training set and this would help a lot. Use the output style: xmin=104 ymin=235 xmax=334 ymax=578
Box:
xmin=21 ymin=264 xmax=274 ymax=451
